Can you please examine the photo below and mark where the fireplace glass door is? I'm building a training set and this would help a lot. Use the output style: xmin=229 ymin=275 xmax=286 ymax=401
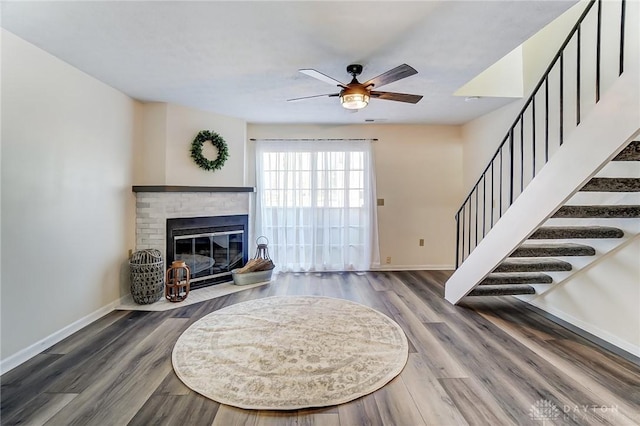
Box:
xmin=174 ymin=230 xmax=244 ymax=284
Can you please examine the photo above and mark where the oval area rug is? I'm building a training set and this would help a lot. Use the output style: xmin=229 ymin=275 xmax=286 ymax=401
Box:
xmin=172 ymin=295 xmax=408 ymax=410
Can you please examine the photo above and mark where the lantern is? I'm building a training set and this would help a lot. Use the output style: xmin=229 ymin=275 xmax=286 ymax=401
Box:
xmin=166 ymin=260 xmax=190 ymax=302
xmin=254 ymin=236 xmax=272 ymax=263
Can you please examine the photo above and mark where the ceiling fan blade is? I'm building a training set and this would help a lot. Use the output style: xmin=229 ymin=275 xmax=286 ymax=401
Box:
xmin=287 ymin=93 xmax=340 ymax=102
xmin=363 ymin=64 xmax=418 ymax=89
xmin=299 ymin=69 xmax=346 ymax=87
xmin=370 ymin=91 xmax=423 ymax=104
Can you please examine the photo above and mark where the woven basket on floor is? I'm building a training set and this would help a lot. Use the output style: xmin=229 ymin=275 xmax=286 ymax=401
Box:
xmin=129 ymin=249 xmax=164 ymax=304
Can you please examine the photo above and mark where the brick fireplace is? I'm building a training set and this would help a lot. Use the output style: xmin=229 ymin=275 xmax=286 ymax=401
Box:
xmin=133 ymin=186 xmax=254 ymax=287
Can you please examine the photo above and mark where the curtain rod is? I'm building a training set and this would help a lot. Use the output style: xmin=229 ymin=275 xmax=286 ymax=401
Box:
xmin=249 ymin=138 xmax=378 ymax=142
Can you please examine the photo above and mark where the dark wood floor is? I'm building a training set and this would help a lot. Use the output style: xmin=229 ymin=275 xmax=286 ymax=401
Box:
xmin=2 ymin=271 xmax=639 ymax=425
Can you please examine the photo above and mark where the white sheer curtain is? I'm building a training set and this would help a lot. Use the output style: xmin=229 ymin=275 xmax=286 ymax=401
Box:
xmin=255 ymin=139 xmax=380 ymax=272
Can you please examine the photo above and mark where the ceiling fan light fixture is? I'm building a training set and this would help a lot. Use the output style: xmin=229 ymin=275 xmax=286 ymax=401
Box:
xmin=341 ymin=93 xmax=370 ymax=109
xmin=340 ymin=85 xmax=370 ymax=110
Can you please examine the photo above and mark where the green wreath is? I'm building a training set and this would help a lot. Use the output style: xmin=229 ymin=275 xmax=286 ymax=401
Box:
xmin=190 ymin=130 xmax=229 ymax=172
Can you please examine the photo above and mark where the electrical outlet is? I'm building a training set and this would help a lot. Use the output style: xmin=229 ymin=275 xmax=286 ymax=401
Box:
xmin=385 ymin=256 xmax=391 ymax=264
xmin=419 ymin=239 xmax=424 ymax=246
xmin=128 ymin=249 xmax=133 ymax=257
xmin=377 ymin=198 xmax=385 ymax=206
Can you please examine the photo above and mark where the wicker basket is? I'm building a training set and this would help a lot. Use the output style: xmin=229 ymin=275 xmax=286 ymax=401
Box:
xmin=129 ymin=249 xmax=164 ymax=304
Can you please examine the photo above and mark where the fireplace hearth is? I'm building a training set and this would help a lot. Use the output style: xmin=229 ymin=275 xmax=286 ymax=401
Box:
xmin=166 ymin=215 xmax=249 ymax=289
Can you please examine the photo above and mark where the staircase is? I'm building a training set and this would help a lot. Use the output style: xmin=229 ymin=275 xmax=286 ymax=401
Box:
xmin=445 ymin=0 xmax=640 ymax=305
xmin=468 ymin=141 xmax=640 ymax=297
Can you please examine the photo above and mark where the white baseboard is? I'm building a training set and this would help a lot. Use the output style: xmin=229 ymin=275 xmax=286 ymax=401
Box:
xmin=526 ymin=300 xmax=640 ymax=358
xmin=371 ymin=264 xmax=455 ymax=271
xmin=0 ymin=297 xmax=124 ymax=375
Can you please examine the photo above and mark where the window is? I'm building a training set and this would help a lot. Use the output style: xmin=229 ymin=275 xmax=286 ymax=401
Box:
xmin=255 ymin=140 xmax=379 ymax=272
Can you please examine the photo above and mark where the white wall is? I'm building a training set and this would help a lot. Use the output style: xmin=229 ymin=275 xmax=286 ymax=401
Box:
xmin=1 ymin=30 xmax=139 ymax=363
xmin=454 ymin=1 xmax=589 ymax=103
xmin=248 ymin=124 xmax=463 ymax=269
xmin=134 ymin=102 xmax=247 ymax=186
xmin=455 ymin=46 xmax=524 ymax=99
xmin=531 ymin=237 xmax=640 ymax=355
xmin=135 ymin=103 xmax=167 ymax=185
xmin=461 ymin=99 xmax=523 ymax=195
xmin=522 ymin=0 xmax=589 ymax=92
xmin=165 ymin=103 xmax=246 ymax=186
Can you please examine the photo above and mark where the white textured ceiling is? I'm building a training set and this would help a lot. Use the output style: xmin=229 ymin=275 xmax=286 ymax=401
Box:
xmin=1 ymin=1 xmax=576 ymax=125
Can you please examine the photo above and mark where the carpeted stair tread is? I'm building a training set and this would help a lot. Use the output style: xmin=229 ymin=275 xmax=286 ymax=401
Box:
xmin=494 ymin=258 xmax=572 ymax=272
xmin=511 ymin=243 xmax=595 ymax=257
xmin=552 ymin=205 xmax=640 ymax=218
xmin=530 ymin=226 xmax=624 ymax=239
xmin=613 ymin=141 xmax=640 ymax=161
xmin=480 ymin=272 xmax=552 ymax=285
xmin=580 ymin=178 xmax=640 ymax=192
xmin=468 ymin=285 xmax=536 ymax=296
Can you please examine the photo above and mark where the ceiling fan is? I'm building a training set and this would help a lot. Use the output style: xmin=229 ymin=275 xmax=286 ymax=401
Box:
xmin=288 ymin=64 xmax=423 ymax=110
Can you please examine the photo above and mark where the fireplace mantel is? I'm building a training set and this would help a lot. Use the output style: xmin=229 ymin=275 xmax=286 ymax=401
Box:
xmin=132 ymin=185 xmax=255 ymax=193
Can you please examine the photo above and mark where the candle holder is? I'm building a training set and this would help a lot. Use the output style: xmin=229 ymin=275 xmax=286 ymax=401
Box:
xmin=166 ymin=260 xmax=190 ymax=302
